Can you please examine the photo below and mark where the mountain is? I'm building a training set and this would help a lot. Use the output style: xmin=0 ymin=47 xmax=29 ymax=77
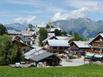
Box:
xmin=5 ymin=23 xmax=28 ymax=31
xmin=53 ymin=18 xmax=103 ymax=37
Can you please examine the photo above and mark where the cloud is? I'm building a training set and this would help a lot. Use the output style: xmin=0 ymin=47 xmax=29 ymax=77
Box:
xmin=65 ymin=0 xmax=103 ymax=12
xmin=50 ymin=0 xmax=103 ymax=21
xmin=50 ymin=12 xmax=68 ymax=21
xmin=68 ymin=7 xmax=89 ymax=19
xmin=51 ymin=7 xmax=89 ymax=21
xmin=1 ymin=0 xmax=103 ymax=24
xmin=13 ymin=16 xmax=36 ymax=24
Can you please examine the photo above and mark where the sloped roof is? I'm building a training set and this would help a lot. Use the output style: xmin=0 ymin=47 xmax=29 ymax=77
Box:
xmin=48 ymin=40 xmax=69 ymax=47
xmin=99 ymin=33 xmax=103 ymax=37
xmin=30 ymin=50 xmax=54 ymax=62
xmin=89 ymin=33 xmax=103 ymax=44
xmin=24 ymin=47 xmax=42 ymax=58
xmin=42 ymin=36 xmax=57 ymax=43
xmin=24 ymin=48 xmax=54 ymax=62
xmin=72 ymin=41 xmax=90 ymax=48
xmin=42 ymin=36 xmax=73 ymax=43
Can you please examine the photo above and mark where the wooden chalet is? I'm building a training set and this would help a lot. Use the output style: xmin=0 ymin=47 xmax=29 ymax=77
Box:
xmin=44 ymin=40 xmax=69 ymax=53
xmin=70 ymin=41 xmax=91 ymax=52
xmin=24 ymin=48 xmax=61 ymax=66
xmin=12 ymin=35 xmax=33 ymax=52
xmin=69 ymin=33 xmax=103 ymax=59
xmin=89 ymin=33 xmax=103 ymax=54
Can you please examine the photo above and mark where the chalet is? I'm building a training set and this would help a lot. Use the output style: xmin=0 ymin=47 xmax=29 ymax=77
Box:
xmin=12 ymin=35 xmax=33 ymax=52
xmin=44 ymin=40 xmax=69 ymax=53
xmin=89 ymin=33 xmax=103 ymax=54
xmin=69 ymin=33 xmax=103 ymax=59
xmin=42 ymin=36 xmax=58 ymax=44
xmin=43 ymin=35 xmax=73 ymax=44
xmin=24 ymin=48 xmax=61 ymax=66
xmin=70 ymin=41 xmax=91 ymax=52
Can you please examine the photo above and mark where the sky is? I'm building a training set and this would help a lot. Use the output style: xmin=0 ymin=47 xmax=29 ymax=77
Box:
xmin=0 ymin=0 xmax=103 ymax=25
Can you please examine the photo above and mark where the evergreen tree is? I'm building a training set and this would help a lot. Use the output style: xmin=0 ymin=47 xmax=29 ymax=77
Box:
xmin=46 ymin=22 xmax=54 ymax=29
xmin=0 ymin=24 xmax=7 ymax=35
xmin=0 ymin=35 xmax=23 ymax=65
xmin=73 ymin=33 xmax=81 ymax=41
xmin=38 ymin=28 xmax=47 ymax=46
xmin=54 ymin=29 xmax=62 ymax=36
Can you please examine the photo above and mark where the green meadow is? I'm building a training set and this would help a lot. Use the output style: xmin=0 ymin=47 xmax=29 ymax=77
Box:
xmin=0 ymin=64 xmax=103 ymax=77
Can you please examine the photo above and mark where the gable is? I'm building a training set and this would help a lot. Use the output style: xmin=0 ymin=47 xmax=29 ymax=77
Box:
xmin=70 ymin=42 xmax=79 ymax=48
xmin=90 ymin=35 xmax=103 ymax=45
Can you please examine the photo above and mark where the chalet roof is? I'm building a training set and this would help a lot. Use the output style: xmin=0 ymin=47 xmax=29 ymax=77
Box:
xmin=89 ymin=33 xmax=103 ymax=44
xmin=99 ymin=33 xmax=103 ymax=37
xmin=42 ymin=35 xmax=73 ymax=43
xmin=24 ymin=48 xmax=54 ymax=62
xmin=48 ymin=40 xmax=69 ymax=47
xmin=12 ymin=35 xmax=33 ymax=47
xmin=72 ymin=41 xmax=90 ymax=48
xmin=24 ymin=47 xmax=42 ymax=58
xmin=30 ymin=50 xmax=54 ymax=62
xmin=42 ymin=36 xmax=57 ymax=43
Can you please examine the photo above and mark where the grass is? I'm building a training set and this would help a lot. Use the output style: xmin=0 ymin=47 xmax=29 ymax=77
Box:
xmin=0 ymin=64 xmax=103 ymax=77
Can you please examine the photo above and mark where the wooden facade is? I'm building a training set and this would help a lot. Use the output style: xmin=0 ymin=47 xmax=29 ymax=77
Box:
xmin=70 ymin=33 xmax=103 ymax=55
xmin=39 ymin=55 xmax=61 ymax=66
xmin=48 ymin=46 xmax=68 ymax=53
xmin=70 ymin=42 xmax=91 ymax=52
xmin=89 ymin=35 xmax=103 ymax=54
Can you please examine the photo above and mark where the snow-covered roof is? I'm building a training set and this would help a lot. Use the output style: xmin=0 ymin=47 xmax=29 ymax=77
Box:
xmin=73 ymin=41 xmax=90 ymax=48
xmin=48 ymin=40 xmax=69 ymax=47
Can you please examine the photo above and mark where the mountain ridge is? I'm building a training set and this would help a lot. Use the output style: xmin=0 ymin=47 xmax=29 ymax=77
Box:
xmin=52 ymin=18 xmax=103 ymax=37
